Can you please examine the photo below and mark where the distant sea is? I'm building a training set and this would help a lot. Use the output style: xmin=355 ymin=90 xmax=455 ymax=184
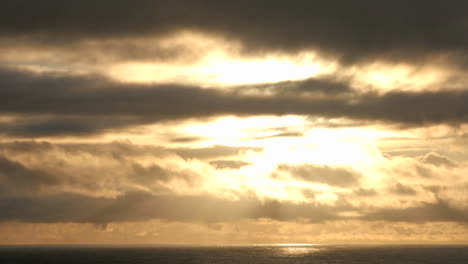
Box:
xmin=0 ymin=245 xmax=467 ymax=264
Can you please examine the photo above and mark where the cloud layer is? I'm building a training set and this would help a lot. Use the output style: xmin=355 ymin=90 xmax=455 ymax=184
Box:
xmin=1 ymin=68 xmax=468 ymax=139
xmin=1 ymin=1 xmax=467 ymax=65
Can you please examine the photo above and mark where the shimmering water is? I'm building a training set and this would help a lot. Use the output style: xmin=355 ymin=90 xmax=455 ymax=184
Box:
xmin=0 ymin=245 xmax=467 ymax=264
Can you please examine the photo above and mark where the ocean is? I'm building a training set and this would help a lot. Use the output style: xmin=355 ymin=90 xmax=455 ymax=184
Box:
xmin=0 ymin=245 xmax=467 ymax=264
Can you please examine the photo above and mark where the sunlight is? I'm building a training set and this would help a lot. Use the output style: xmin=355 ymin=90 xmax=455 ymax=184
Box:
xmin=202 ymin=55 xmax=323 ymax=84
xmin=276 ymin=245 xmax=324 ymax=256
xmin=105 ymin=37 xmax=335 ymax=85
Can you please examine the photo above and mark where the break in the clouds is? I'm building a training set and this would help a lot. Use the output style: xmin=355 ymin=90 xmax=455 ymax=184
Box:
xmin=1 ymin=1 xmax=468 ymax=245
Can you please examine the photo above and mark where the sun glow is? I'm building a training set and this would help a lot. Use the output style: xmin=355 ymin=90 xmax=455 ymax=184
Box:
xmin=105 ymin=33 xmax=334 ymax=85
xmin=202 ymin=55 xmax=324 ymax=85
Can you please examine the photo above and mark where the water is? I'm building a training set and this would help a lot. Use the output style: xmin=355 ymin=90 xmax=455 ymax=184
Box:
xmin=0 ymin=245 xmax=467 ymax=264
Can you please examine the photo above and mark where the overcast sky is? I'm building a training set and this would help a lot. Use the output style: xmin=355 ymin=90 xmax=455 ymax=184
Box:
xmin=1 ymin=0 xmax=468 ymax=245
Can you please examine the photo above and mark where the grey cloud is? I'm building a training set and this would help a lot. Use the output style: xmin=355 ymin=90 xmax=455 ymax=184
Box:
xmin=171 ymin=145 xmax=262 ymax=160
xmin=0 ymin=36 xmax=203 ymax=65
xmin=0 ymin=192 xmax=346 ymax=224
xmin=0 ymin=141 xmax=198 ymax=195
xmin=237 ymin=76 xmax=354 ymax=96
xmin=1 ymin=188 xmax=467 ymax=224
xmin=0 ymin=116 xmax=154 ymax=137
xmin=277 ymin=164 xmax=360 ymax=187
xmin=0 ymin=1 xmax=467 ymax=65
xmin=352 ymin=188 xmax=378 ymax=197
xmin=419 ymin=152 xmax=457 ymax=168
xmin=0 ymin=141 xmax=346 ymax=223
xmin=209 ymin=160 xmax=251 ymax=169
xmin=170 ymin=136 xmax=204 ymax=143
xmin=3 ymin=68 xmax=468 ymax=138
xmin=0 ymin=141 xmax=169 ymax=160
xmin=252 ymin=132 xmax=305 ymax=140
xmin=365 ymin=200 xmax=468 ymax=223
xmin=0 ymin=156 xmax=59 ymax=195
xmin=0 ymin=141 xmax=261 ymax=162
xmin=389 ymin=183 xmax=418 ymax=196
xmin=0 ymin=140 xmax=467 ymax=224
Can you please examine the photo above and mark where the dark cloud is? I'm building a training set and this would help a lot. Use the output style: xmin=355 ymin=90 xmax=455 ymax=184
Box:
xmin=0 ymin=141 xmax=196 ymax=195
xmin=0 ymin=35 xmax=203 ymax=65
xmin=352 ymin=188 xmax=378 ymax=197
xmin=365 ymin=199 xmax=468 ymax=223
xmin=170 ymin=136 xmax=204 ymax=143
xmin=277 ymin=164 xmax=360 ymax=187
xmin=209 ymin=160 xmax=251 ymax=169
xmin=0 ymin=156 xmax=59 ymax=195
xmin=252 ymin=132 xmax=305 ymax=140
xmin=389 ymin=183 xmax=418 ymax=196
xmin=0 ymin=191 xmax=345 ymax=224
xmin=170 ymin=145 xmax=262 ymax=160
xmin=0 ymin=141 xmax=261 ymax=163
xmin=236 ymin=76 xmax=354 ymax=96
xmin=0 ymin=141 xmax=168 ymax=160
xmin=0 ymin=1 xmax=467 ymax=64
xmin=0 ymin=116 xmax=153 ymax=137
xmin=2 ymin=187 xmax=464 ymax=224
xmin=419 ymin=152 xmax=457 ymax=168
xmin=2 ymin=68 xmax=468 ymax=138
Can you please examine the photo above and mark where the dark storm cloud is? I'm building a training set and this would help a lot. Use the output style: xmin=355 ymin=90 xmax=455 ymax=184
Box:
xmin=3 ymin=67 xmax=468 ymax=137
xmin=0 ymin=0 xmax=467 ymax=64
xmin=277 ymin=164 xmax=360 ymax=187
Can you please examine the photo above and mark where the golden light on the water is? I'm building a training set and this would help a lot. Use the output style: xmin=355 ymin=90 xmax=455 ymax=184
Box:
xmin=276 ymin=244 xmax=324 ymax=256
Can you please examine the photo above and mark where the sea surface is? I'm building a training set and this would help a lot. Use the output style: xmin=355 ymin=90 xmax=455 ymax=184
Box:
xmin=0 ymin=245 xmax=467 ymax=264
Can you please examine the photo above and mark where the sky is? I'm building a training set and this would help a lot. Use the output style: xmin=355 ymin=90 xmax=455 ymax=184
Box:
xmin=1 ymin=0 xmax=468 ymax=245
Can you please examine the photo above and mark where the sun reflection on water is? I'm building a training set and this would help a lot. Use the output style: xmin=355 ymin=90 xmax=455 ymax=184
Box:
xmin=275 ymin=244 xmax=324 ymax=257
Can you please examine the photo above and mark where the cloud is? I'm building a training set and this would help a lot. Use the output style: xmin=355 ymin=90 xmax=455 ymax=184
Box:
xmin=352 ymin=188 xmax=378 ymax=197
xmin=0 ymin=141 xmax=467 ymax=224
xmin=2 ymin=68 xmax=468 ymax=138
xmin=0 ymin=156 xmax=59 ymax=195
xmin=235 ymin=76 xmax=354 ymax=96
xmin=0 ymin=141 xmax=194 ymax=196
xmin=419 ymin=152 xmax=457 ymax=168
xmin=209 ymin=160 xmax=251 ymax=169
xmin=0 ymin=191 xmax=347 ymax=224
xmin=171 ymin=145 xmax=262 ymax=160
xmin=388 ymin=183 xmax=418 ymax=196
xmin=0 ymin=1 xmax=467 ymax=65
xmin=365 ymin=199 xmax=468 ymax=223
xmin=277 ymin=164 xmax=360 ymax=187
